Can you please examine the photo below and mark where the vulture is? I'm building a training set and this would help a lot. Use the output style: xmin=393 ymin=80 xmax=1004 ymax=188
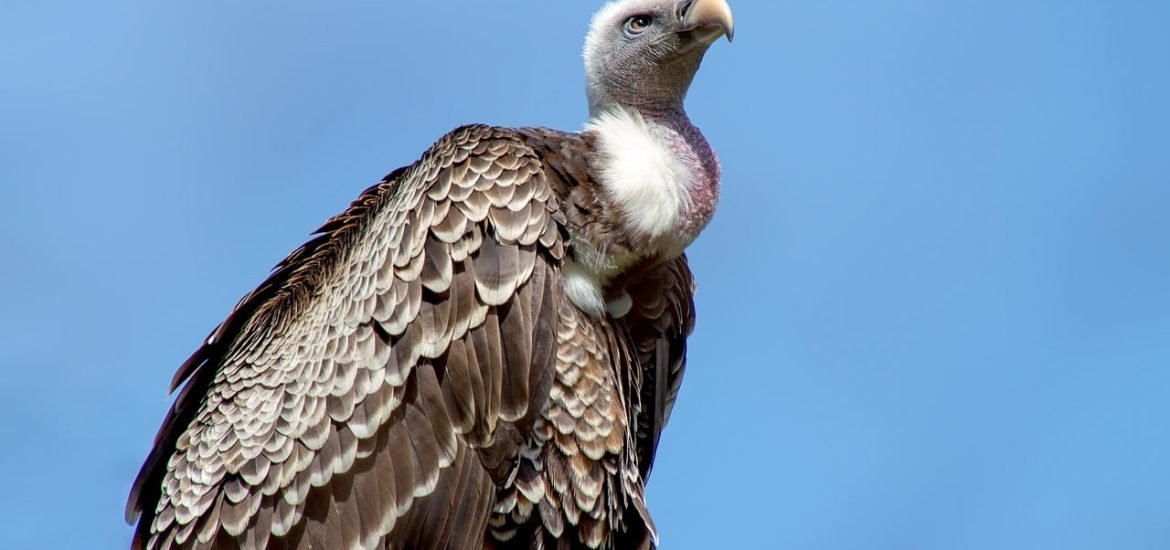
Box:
xmin=126 ymin=0 xmax=733 ymax=548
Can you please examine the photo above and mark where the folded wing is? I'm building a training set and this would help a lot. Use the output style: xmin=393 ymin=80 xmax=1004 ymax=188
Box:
xmin=127 ymin=125 xmax=569 ymax=550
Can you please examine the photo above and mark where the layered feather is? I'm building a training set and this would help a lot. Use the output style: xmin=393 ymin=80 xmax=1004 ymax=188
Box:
xmin=127 ymin=125 xmax=697 ymax=550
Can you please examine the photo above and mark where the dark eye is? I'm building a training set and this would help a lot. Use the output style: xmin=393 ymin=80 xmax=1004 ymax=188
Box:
xmin=624 ymin=15 xmax=652 ymax=36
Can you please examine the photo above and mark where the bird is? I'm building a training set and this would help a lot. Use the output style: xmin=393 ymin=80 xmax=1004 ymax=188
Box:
xmin=126 ymin=0 xmax=733 ymax=548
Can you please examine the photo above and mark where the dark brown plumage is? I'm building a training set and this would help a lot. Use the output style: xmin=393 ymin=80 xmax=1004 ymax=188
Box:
xmin=128 ymin=0 xmax=733 ymax=547
xmin=127 ymin=126 xmax=695 ymax=549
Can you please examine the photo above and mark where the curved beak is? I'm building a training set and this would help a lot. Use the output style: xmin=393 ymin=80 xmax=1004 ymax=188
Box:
xmin=680 ymin=0 xmax=735 ymax=43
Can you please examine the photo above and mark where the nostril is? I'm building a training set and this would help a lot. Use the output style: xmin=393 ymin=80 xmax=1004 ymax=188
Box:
xmin=676 ymin=0 xmax=696 ymax=20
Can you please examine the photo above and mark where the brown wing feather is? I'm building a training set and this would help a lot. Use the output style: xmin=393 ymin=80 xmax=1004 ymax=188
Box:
xmin=128 ymin=125 xmax=569 ymax=549
xmin=621 ymin=256 xmax=697 ymax=480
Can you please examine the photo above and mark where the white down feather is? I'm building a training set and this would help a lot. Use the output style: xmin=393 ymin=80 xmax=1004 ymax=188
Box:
xmin=586 ymin=107 xmax=693 ymax=240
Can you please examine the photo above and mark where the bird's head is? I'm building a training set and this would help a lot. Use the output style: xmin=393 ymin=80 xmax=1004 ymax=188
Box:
xmin=584 ymin=0 xmax=734 ymax=117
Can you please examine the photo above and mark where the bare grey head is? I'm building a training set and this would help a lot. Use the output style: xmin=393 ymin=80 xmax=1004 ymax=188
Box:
xmin=584 ymin=0 xmax=734 ymax=117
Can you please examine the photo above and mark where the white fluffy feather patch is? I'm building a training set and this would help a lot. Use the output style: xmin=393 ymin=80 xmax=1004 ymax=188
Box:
xmin=586 ymin=107 xmax=693 ymax=239
xmin=562 ymin=261 xmax=607 ymax=318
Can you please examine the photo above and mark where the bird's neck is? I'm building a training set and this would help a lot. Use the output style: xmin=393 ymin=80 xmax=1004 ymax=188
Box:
xmin=637 ymin=106 xmax=721 ymax=241
xmin=560 ymin=104 xmax=719 ymax=318
xmin=586 ymin=104 xmax=720 ymax=254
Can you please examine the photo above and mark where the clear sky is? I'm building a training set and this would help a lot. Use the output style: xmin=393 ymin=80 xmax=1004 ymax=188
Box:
xmin=1 ymin=1 xmax=1168 ymax=548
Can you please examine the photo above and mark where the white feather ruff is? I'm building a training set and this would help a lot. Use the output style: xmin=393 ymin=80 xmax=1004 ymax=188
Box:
xmin=586 ymin=107 xmax=693 ymax=240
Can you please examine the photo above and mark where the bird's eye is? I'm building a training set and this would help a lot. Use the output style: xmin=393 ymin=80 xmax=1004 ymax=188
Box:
xmin=624 ymin=15 xmax=653 ymax=36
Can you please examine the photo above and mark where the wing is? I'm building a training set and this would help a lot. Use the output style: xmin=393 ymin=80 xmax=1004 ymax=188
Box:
xmin=127 ymin=125 xmax=570 ymax=549
xmin=622 ymin=256 xmax=696 ymax=480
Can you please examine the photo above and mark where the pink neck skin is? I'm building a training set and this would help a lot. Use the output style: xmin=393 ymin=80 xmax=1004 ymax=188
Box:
xmin=642 ymin=107 xmax=721 ymax=242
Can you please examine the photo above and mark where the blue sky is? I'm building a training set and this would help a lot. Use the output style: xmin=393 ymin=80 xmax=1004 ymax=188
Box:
xmin=1 ymin=1 xmax=1168 ymax=548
